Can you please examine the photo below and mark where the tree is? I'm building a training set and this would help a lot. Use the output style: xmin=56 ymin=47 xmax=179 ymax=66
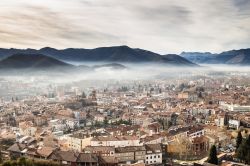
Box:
xmin=236 ymin=131 xmax=243 ymax=150
xmin=207 ymin=145 xmax=218 ymax=165
xmin=19 ymin=157 xmax=27 ymax=165
xmin=118 ymin=119 xmax=123 ymax=125
xmin=103 ymin=117 xmax=109 ymax=127
xmin=243 ymin=135 xmax=250 ymax=164
xmin=236 ymin=143 xmax=246 ymax=162
xmin=0 ymin=149 xmax=3 ymax=164
xmin=94 ymin=120 xmax=101 ymax=127
xmin=1 ymin=158 xmax=60 ymax=166
xmin=81 ymin=91 xmax=86 ymax=98
xmin=2 ymin=161 xmax=12 ymax=166
xmin=236 ymin=135 xmax=250 ymax=164
xmin=128 ymin=118 xmax=132 ymax=125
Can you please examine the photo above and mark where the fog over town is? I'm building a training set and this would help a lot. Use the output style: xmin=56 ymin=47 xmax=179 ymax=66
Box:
xmin=1 ymin=0 xmax=250 ymax=166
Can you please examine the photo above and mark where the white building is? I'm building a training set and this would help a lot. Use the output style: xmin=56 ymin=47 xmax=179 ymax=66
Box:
xmin=220 ymin=102 xmax=250 ymax=112
xmin=91 ymin=136 xmax=141 ymax=147
xmin=67 ymin=133 xmax=92 ymax=152
xmin=188 ymin=127 xmax=205 ymax=139
xmin=145 ymin=144 xmax=162 ymax=165
xmin=228 ymin=119 xmax=240 ymax=129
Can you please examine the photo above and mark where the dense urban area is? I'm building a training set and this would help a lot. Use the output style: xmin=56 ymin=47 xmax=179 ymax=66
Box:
xmin=0 ymin=69 xmax=250 ymax=166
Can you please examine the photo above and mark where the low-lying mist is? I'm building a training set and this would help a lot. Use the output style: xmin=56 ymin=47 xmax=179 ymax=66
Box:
xmin=1 ymin=63 xmax=250 ymax=83
xmin=1 ymin=63 xmax=250 ymax=101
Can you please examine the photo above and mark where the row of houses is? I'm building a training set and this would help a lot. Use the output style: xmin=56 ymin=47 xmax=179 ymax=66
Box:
xmin=7 ymin=143 xmax=163 ymax=165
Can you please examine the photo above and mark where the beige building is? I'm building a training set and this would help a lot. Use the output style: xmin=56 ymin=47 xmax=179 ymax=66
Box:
xmin=115 ymin=146 xmax=146 ymax=164
xmin=19 ymin=121 xmax=37 ymax=136
xmin=91 ymin=136 xmax=141 ymax=147
xmin=67 ymin=133 xmax=92 ymax=152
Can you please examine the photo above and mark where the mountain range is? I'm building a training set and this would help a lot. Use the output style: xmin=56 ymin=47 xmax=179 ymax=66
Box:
xmin=0 ymin=46 xmax=249 ymax=70
xmin=0 ymin=53 xmax=72 ymax=69
xmin=181 ymin=48 xmax=250 ymax=64
xmin=0 ymin=53 xmax=131 ymax=72
xmin=0 ymin=46 xmax=196 ymax=66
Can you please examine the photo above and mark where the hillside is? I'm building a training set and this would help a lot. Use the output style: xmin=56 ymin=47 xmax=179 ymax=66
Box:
xmin=0 ymin=53 xmax=72 ymax=69
xmin=180 ymin=48 xmax=250 ymax=65
xmin=180 ymin=52 xmax=215 ymax=64
xmin=0 ymin=46 xmax=196 ymax=66
xmin=163 ymin=54 xmax=196 ymax=66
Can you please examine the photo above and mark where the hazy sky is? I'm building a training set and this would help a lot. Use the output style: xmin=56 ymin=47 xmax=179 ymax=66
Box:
xmin=0 ymin=0 xmax=249 ymax=54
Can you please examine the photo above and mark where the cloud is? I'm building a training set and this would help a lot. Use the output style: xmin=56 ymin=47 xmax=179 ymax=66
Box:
xmin=231 ymin=0 xmax=250 ymax=11
xmin=0 ymin=0 xmax=249 ymax=54
xmin=0 ymin=4 xmax=120 ymax=48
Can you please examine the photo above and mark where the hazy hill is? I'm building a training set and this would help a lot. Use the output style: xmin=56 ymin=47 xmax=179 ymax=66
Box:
xmin=0 ymin=53 xmax=72 ymax=69
xmin=163 ymin=54 xmax=196 ymax=66
xmin=215 ymin=48 xmax=250 ymax=64
xmin=0 ymin=46 xmax=196 ymax=66
xmin=93 ymin=63 xmax=127 ymax=70
xmin=180 ymin=48 xmax=250 ymax=65
xmin=180 ymin=52 xmax=215 ymax=64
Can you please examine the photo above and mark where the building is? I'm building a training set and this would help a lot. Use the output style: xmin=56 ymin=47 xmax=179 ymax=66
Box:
xmin=19 ymin=121 xmax=37 ymax=137
xmin=190 ymin=136 xmax=209 ymax=155
xmin=84 ymin=146 xmax=115 ymax=156
xmin=115 ymin=146 xmax=146 ymax=164
xmin=228 ymin=119 xmax=240 ymax=129
xmin=145 ymin=144 xmax=162 ymax=165
xmin=67 ymin=133 xmax=92 ymax=152
xmin=91 ymin=136 xmax=141 ymax=148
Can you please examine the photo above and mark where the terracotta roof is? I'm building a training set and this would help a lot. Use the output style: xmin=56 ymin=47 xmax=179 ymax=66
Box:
xmin=37 ymin=147 xmax=55 ymax=158
xmin=124 ymin=162 xmax=145 ymax=166
xmin=91 ymin=135 xmax=139 ymax=141
xmin=7 ymin=143 xmax=26 ymax=153
xmin=84 ymin=146 xmax=115 ymax=153
xmin=49 ymin=150 xmax=79 ymax=162
xmin=115 ymin=146 xmax=145 ymax=153
xmin=145 ymin=144 xmax=162 ymax=153
xmin=98 ymin=156 xmax=118 ymax=164
xmin=192 ymin=136 xmax=209 ymax=144
xmin=148 ymin=122 xmax=161 ymax=129
xmin=141 ymin=134 xmax=162 ymax=143
xmin=77 ymin=153 xmax=98 ymax=163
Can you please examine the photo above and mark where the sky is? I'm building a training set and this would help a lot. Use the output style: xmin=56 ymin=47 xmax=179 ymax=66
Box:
xmin=0 ymin=0 xmax=250 ymax=54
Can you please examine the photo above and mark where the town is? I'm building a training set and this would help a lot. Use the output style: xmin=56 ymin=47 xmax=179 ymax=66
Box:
xmin=0 ymin=69 xmax=250 ymax=166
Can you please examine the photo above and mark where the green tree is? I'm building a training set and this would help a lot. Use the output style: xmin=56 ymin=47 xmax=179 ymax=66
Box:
xmin=236 ymin=134 xmax=250 ymax=164
xmin=0 ymin=150 xmax=3 ymax=164
xmin=94 ymin=120 xmax=100 ymax=127
xmin=18 ymin=157 xmax=27 ymax=166
xmin=236 ymin=131 xmax=243 ymax=150
xmin=236 ymin=143 xmax=246 ymax=162
xmin=2 ymin=161 xmax=12 ymax=166
xmin=128 ymin=118 xmax=132 ymax=125
xmin=207 ymin=145 xmax=218 ymax=165
xmin=81 ymin=91 xmax=86 ymax=98
xmin=118 ymin=119 xmax=123 ymax=125
xmin=1 ymin=158 xmax=60 ymax=166
xmin=103 ymin=117 xmax=109 ymax=126
xmin=244 ymin=135 xmax=250 ymax=164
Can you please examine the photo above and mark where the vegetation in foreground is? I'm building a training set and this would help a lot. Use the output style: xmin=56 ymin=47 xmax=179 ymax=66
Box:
xmin=235 ymin=133 xmax=250 ymax=164
xmin=0 ymin=157 xmax=60 ymax=166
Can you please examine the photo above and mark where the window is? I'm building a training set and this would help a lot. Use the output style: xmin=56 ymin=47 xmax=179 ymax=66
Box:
xmin=158 ymin=155 xmax=160 ymax=158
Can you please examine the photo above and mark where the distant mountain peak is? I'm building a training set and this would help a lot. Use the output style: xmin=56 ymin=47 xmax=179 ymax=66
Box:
xmin=0 ymin=53 xmax=72 ymax=69
xmin=181 ymin=48 xmax=250 ymax=64
xmin=0 ymin=46 xmax=196 ymax=66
